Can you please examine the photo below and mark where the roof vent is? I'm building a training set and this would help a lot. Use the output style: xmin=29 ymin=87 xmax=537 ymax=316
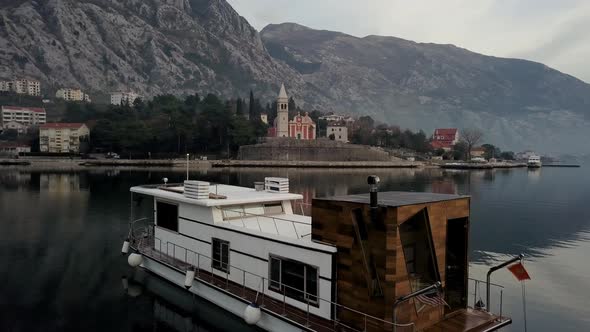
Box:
xmin=264 ymin=177 xmax=289 ymax=194
xmin=184 ymin=180 xmax=210 ymax=200
xmin=254 ymin=181 xmax=264 ymax=192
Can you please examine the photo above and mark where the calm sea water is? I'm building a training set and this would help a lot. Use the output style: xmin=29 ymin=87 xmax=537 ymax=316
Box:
xmin=0 ymin=166 xmax=588 ymax=331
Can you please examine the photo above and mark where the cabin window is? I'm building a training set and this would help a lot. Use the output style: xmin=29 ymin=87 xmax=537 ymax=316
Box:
xmin=268 ymin=255 xmax=318 ymax=305
xmin=221 ymin=203 xmax=283 ymax=221
xmin=263 ymin=202 xmax=284 ymax=215
xmin=156 ymin=201 xmax=178 ymax=232
xmin=211 ymin=238 xmax=230 ymax=273
xmin=399 ymin=208 xmax=440 ymax=293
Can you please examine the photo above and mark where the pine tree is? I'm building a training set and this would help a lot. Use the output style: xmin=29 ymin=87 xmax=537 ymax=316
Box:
xmin=248 ymin=90 xmax=255 ymax=120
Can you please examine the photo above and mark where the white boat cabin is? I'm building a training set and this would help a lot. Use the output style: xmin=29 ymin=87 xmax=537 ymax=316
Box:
xmin=130 ymin=178 xmax=337 ymax=320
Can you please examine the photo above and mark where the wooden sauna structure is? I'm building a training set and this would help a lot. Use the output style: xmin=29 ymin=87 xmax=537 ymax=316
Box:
xmin=312 ymin=180 xmax=511 ymax=331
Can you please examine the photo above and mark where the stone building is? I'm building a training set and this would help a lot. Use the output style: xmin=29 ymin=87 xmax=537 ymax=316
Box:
xmin=326 ymin=123 xmax=348 ymax=142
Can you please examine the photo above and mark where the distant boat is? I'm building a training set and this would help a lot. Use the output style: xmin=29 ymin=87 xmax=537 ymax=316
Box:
xmin=527 ymin=155 xmax=542 ymax=168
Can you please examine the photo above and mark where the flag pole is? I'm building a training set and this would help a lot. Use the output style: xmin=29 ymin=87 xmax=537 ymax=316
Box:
xmin=486 ymin=253 xmax=524 ymax=313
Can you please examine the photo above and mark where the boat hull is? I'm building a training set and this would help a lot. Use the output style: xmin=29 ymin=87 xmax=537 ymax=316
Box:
xmin=139 ymin=254 xmax=310 ymax=332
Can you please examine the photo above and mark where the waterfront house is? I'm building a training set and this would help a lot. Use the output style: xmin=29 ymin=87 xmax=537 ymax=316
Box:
xmin=326 ymin=122 xmax=348 ymax=142
xmin=431 ymin=129 xmax=459 ymax=151
xmin=39 ymin=123 xmax=90 ymax=153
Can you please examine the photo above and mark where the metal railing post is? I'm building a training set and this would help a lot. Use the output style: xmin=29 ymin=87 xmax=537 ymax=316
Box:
xmin=473 ymin=280 xmax=478 ymax=307
xmin=500 ymin=290 xmax=503 ymax=318
xmin=486 ymin=254 xmax=523 ymax=313
xmin=242 ymin=270 xmax=246 ymax=297
xmin=197 ymin=254 xmax=200 ymax=277
xmin=307 ymin=300 xmax=310 ymax=327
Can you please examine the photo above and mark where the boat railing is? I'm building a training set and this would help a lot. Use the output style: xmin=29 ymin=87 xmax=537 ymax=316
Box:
xmin=137 ymin=231 xmax=416 ymax=332
xmin=219 ymin=208 xmax=312 ymax=240
xmin=467 ymin=277 xmax=505 ymax=317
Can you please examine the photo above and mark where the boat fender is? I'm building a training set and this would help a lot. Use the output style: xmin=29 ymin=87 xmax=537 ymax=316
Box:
xmin=121 ymin=239 xmax=130 ymax=255
xmin=121 ymin=276 xmax=129 ymax=290
xmin=243 ymin=302 xmax=261 ymax=325
xmin=184 ymin=268 xmax=196 ymax=289
xmin=128 ymin=253 xmax=143 ymax=267
xmin=127 ymin=283 xmax=142 ymax=297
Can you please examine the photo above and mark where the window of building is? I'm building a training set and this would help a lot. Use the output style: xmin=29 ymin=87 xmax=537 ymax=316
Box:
xmin=156 ymin=201 xmax=178 ymax=232
xmin=269 ymin=255 xmax=318 ymax=305
xmin=212 ymin=238 xmax=230 ymax=272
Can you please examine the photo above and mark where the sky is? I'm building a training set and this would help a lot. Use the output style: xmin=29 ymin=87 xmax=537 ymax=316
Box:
xmin=227 ymin=0 xmax=590 ymax=83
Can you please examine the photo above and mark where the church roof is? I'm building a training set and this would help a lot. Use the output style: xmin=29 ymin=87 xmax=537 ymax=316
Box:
xmin=278 ymin=83 xmax=288 ymax=99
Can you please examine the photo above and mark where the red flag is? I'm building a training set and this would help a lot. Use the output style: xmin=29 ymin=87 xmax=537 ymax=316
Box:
xmin=508 ymin=262 xmax=531 ymax=281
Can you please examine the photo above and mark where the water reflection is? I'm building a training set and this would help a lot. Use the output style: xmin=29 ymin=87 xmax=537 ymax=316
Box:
xmin=0 ymin=167 xmax=588 ymax=331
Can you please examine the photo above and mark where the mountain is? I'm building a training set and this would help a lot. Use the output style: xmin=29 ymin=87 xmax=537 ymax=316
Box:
xmin=1 ymin=1 xmax=590 ymax=153
xmin=0 ymin=0 xmax=311 ymax=101
xmin=261 ymin=23 xmax=590 ymax=153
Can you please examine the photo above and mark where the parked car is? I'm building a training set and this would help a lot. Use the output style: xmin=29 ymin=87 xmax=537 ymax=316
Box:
xmin=105 ymin=152 xmax=120 ymax=159
xmin=471 ymin=157 xmax=487 ymax=163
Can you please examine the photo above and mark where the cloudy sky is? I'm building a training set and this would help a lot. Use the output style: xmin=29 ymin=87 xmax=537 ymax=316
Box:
xmin=227 ymin=0 xmax=590 ymax=83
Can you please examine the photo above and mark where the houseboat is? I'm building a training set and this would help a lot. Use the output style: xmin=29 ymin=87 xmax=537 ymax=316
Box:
xmin=527 ymin=155 xmax=542 ymax=168
xmin=122 ymin=176 xmax=516 ymax=332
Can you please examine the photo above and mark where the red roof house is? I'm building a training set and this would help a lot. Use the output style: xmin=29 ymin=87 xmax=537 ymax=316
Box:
xmin=431 ymin=128 xmax=459 ymax=151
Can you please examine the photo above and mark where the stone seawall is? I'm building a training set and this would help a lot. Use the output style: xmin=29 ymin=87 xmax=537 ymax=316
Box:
xmin=238 ymin=139 xmax=393 ymax=161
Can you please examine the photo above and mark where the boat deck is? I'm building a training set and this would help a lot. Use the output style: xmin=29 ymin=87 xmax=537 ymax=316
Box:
xmin=135 ymin=238 xmax=509 ymax=332
xmin=424 ymin=309 xmax=511 ymax=332
xmin=136 ymin=240 xmax=354 ymax=332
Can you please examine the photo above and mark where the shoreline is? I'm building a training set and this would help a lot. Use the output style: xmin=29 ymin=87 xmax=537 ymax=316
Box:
xmin=1 ymin=158 xmax=565 ymax=170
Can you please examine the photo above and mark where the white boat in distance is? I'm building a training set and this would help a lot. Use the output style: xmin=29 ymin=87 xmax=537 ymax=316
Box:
xmin=122 ymin=176 xmax=514 ymax=332
xmin=527 ymin=155 xmax=542 ymax=168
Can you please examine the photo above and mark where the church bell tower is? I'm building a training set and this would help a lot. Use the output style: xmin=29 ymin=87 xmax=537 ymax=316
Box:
xmin=276 ymin=83 xmax=289 ymax=138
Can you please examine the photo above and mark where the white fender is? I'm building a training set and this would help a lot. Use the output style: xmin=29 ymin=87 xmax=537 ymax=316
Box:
xmin=121 ymin=276 xmax=129 ymax=290
xmin=184 ymin=269 xmax=196 ymax=289
xmin=243 ymin=302 xmax=261 ymax=325
xmin=128 ymin=253 xmax=143 ymax=267
xmin=121 ymin=239 xmax=130 ymax=255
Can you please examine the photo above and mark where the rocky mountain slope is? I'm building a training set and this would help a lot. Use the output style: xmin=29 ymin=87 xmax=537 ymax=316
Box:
xmin=261 ymin=23 xmax=590 ymax=153
xmin=1 ymin=1 xmax=590 ymax=152
xmin=0 ymin=0 xmax=311 ymax=101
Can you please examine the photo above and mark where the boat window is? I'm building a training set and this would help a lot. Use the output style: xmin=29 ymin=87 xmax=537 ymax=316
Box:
xmin=263 ymin=202 xmax=284 ymax=215
xmin=221 ymin=205 xmax=244 ymax=220
xmin=222 ymin=203 xmax=282 ymax=220
xmin=156 ymin=201 xmax=178 ymax=232
xmin=211 ymin=238 xmax=229 ymax=273
xmin=399 ymin=208 xmax=440 ymax=293
xmin=268 ymin=255 xmax=318 ymax=305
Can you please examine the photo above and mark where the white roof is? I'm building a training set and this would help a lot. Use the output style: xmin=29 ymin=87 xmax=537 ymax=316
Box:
xmin=130 ymin=183 xmax=303 ymax=207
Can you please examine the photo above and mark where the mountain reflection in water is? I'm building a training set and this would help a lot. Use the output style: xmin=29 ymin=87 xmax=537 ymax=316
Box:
xmin=0 ymin=167 xmax=588 ymax=331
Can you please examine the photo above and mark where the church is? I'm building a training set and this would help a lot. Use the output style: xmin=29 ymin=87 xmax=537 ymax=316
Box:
xmin=267 ymin=84 xmax=316 ymax=140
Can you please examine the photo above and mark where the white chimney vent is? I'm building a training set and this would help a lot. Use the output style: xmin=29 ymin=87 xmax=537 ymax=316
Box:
xmin=264 ymin=177 xmax=289 ymax=193
xmin=184 ymin=180 xmax=210 ymax=200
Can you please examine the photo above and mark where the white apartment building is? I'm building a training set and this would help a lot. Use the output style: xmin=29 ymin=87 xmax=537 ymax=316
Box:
xmin=326 ymin=124 xmax=348 ymax=143
xmin=1 ymin=106 xmax=47 ymax=127
xmin=39 ymin=123 xmax=90 ymax=153
xmin=111 ymin=92 xmax=140 ymax=105
xmin=0 ymin=79 xmax=41 ymax=96
xmin=56 ymin=88 xmax=91 ymax=102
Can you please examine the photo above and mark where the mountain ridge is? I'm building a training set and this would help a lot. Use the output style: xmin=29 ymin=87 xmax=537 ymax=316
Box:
xmin=1 ymin=1 xmax=590 ymax=152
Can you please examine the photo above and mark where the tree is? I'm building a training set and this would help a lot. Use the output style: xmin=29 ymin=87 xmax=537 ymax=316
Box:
xmin=248 ymin=90 xmax=255 ymax=120
xmin=329 ymin=133 xmax=335 ymax=140
xmin=500 ymin=151 xmax=515 ymax=160
xmin=482 ymin=143 xmax=501 ymax=160
xmin=461 ymin=128 xmax=484 ymax=159
xmin=452 ymin=141 xmax=468 ymax=160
